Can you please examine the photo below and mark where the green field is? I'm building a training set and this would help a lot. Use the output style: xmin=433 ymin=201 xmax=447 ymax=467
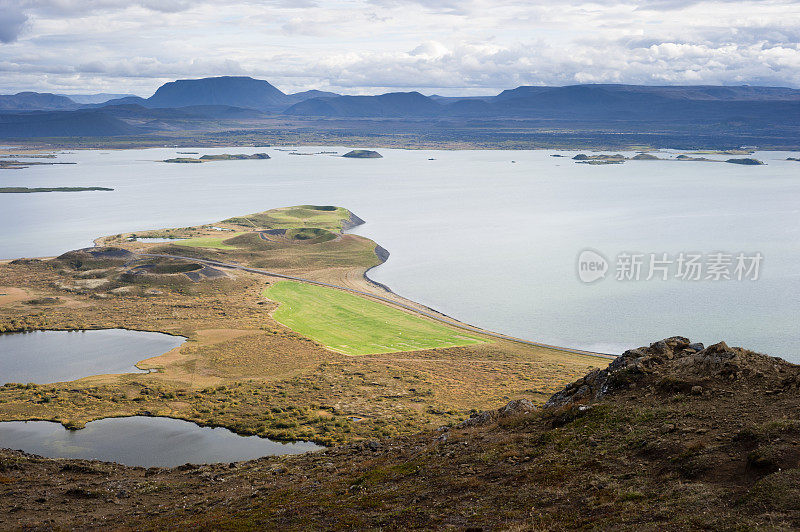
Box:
xmin=263 ymin=281 xmax=485 ymax=355
xmin=173 ymin=235 xmax=242 ymax=250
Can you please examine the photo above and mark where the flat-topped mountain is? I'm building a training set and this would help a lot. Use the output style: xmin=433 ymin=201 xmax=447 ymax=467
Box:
xmin=147 ymin=76 xmax=288 ymax=110
xmin=98 ymin=77 xmax=341 ymax=111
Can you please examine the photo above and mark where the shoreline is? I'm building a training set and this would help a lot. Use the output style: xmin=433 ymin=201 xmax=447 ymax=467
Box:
xmin=2 ymin=142 xmax=797 ymax=155
xmin=140 ymin=250 xmax=616 ymax=360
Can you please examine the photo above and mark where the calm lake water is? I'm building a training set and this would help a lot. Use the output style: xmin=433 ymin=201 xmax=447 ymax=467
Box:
xmin=0 ymin=416 xmax=321 ymax=467
xmin=0 ymin=147 xmax=797 ymax=362
xmin=0 ymin=329 xmax=184 ymax=384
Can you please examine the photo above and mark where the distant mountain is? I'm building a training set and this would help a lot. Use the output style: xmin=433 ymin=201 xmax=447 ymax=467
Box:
xmin=0 ymin=110 xmax=141 ymax=137
xmin=90 ymin=77 xmax=336 ymax=112
xmin=59 ymin=93 xmax=137 ymax=105
xmin=285 ymin=91 xmax=442 ymax=117
xmin=146 ymin=76 xmax=287 ymax=110
xmin=90 ymin=96 xmax=149 ymax=108
xmin=0 ymin=92 xmax=79 ymax=111
xmin=494 ymin=84 xmax=800 ymax=102
xmin=285 ymin=89 xmax=340 ymax=105
xmin=483 ymin=84 xmax=800 ymax=121
xmin=285 ymin=83 xmax=800 ymax=120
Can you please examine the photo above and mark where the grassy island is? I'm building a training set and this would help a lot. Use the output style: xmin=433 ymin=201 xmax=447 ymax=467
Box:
xmin=342 ymin=149 xmax=383 ymax=158
xmin=164 ymin=153 xmax=270 ymax=163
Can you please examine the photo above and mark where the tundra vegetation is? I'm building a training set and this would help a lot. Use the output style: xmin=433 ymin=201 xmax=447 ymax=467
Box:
xmin=0 ymin=336 xmax=797 ymax=529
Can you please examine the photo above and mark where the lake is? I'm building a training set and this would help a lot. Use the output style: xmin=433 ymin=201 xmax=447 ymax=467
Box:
xmin=0 ymin=416 xmax=321 ymax=467
xmin=0 ymin=329 xmax=184 ymax=384
xmin=0 ymin=147 xmax=797 ymax=362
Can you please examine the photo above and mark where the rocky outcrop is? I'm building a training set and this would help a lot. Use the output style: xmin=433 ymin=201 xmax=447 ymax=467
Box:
xmin=341 ymin=211 xmax=366 ymax=231
xmin=544 ymin=336 xmax=798 ymax=409
xmin=457 ymin=399 xmax=536 ymax=428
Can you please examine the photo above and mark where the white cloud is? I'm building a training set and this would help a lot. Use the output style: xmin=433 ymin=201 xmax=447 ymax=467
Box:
xmin=0 ymin=0 xmax=799 ymax=95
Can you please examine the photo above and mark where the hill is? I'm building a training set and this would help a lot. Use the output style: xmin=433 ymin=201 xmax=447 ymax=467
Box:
xmin=0 ymin=92 xmax=79 ymax=111
xmin=286 ymin=83 xmax=800 ymax=125
xmin=0 ymin=110 xmax=141 ymax=137
xmin=483 ymin=84 xmax=800 ymax=121
xmin=2 ymin=336 xmax=797 ymax=528
xmin=285 ymin=91 xmax=442 ymax=117
xmin=285 ymin=89 xmax=340 ymax=105
xmin=58 ymin=93 xmax=136 ymax=105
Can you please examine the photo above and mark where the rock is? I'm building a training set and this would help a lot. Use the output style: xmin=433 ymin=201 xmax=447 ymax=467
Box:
xmin=499 ymin=399 xmax=535 ymax=416
xmin=457 ymin=399 xmax=536 ymax=428
xmin=542 ymin=336 xmax=785 ymax=410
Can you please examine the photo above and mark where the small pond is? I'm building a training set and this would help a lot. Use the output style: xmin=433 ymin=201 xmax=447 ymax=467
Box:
xmin=0 ymin=329 xmax=185 ymax=384
xmin=0 ymin=416 xmax=322 ymax=467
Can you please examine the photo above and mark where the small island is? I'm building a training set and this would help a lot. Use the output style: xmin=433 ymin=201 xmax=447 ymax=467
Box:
xmin=725 ymin=158 xmax=764 ymax=165
xmin=342 ymin=149 xmax=383 ymax=159
xmin=573 ymin=154 xmax=626 ymax=164
xmin=0 ymin=160 xmax=77 ymax=170
xmin=164 ymin=153 xmax=270 ymax=163
xmin=572 ymin=152 xmax=765 ymax=166
xmin=0 ymin=187 xmax=113 ymax=193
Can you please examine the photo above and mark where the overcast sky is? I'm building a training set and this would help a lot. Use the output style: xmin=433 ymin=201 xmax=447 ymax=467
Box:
xmin=1 ymin=0 xmax=799 ymax=96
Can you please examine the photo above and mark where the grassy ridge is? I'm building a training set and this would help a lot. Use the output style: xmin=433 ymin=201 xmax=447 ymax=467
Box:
xmin=224 ymin=205 xmax=352 ymax=232
xmin=264 ymin=281 xmax=485 ymax=355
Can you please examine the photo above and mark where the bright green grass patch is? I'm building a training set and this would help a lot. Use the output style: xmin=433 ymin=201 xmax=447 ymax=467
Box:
xmin=263 ymin=281 xmax=485 ymax=356
xmin=173 ymin=234 xmax=244 ymax=250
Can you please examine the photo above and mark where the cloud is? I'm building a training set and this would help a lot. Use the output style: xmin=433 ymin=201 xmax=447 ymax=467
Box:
xmin=0 ymin=0 xmax=799 ymax=95
xmin=0 ymin=2 xmax=28 ymax=43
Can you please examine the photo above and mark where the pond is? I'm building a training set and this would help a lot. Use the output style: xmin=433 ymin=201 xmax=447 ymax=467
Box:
xmin=0 ymin=416 xmax=322 ymax=467
xmin=0 ymin=329 xmax=185 ymax=384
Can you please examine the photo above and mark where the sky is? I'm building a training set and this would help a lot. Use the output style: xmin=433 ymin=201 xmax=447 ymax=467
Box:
xmin=0 ymin=0 xmax=799 ymax=96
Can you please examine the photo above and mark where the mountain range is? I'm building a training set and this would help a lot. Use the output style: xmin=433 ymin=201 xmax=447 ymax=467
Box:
xmin=0 ymin=76 xmax=798 ymax=143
